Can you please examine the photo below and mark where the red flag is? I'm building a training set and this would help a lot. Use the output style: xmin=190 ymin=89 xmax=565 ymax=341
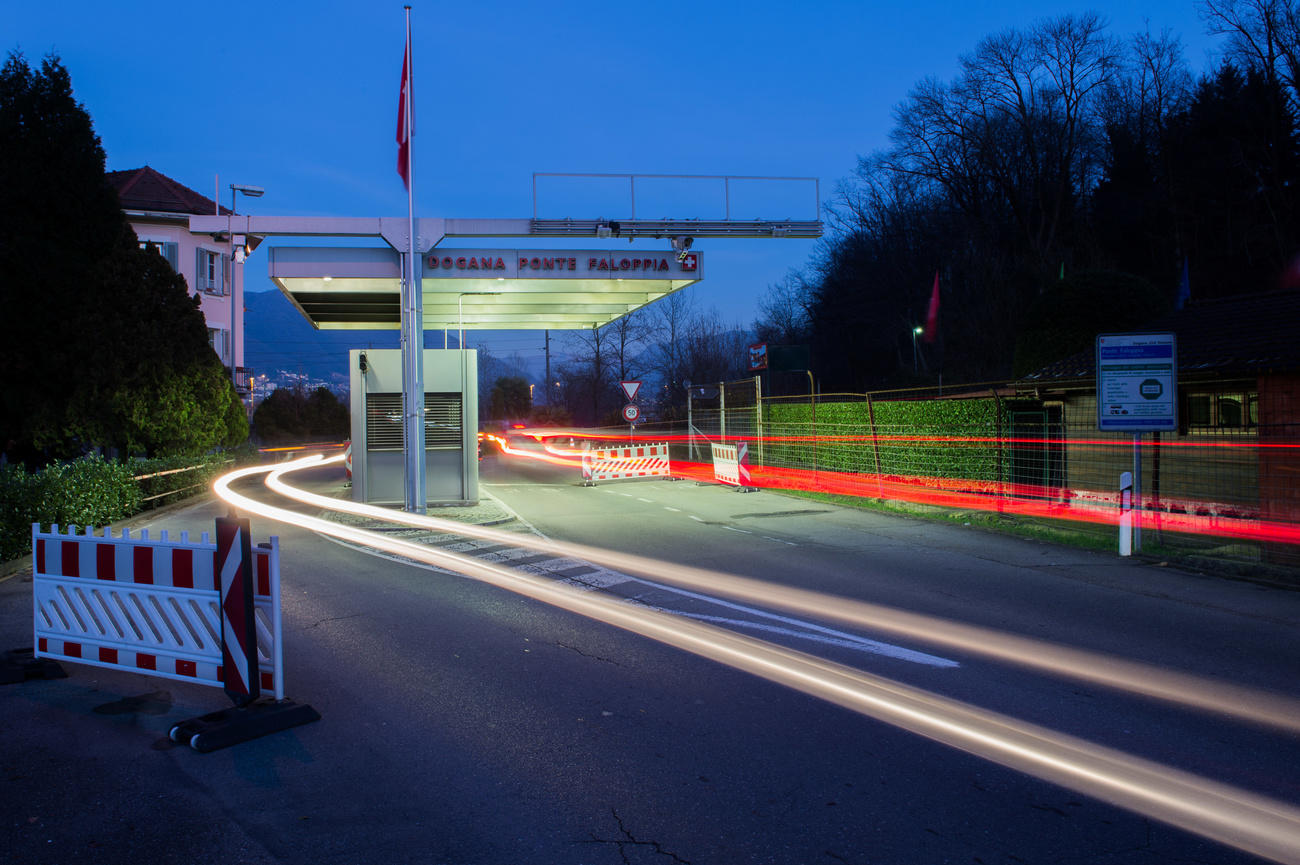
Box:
xmin=923 ymin=271 xmax=940 ymax=343
xmin=396 ymin=40 xmax=411 ymax=189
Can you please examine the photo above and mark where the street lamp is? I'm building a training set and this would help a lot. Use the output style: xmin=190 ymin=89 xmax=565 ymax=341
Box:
xmin=912 ymin=325 xmax=924 ymax=373
xmin=228 ymin=183 xmax=265 ymax=398
xmin=457 ymin=291 xmax=502 ymax=350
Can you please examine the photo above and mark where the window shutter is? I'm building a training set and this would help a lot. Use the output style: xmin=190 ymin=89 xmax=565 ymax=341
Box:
xmin=219 ymin=252 xmax=228 ymax=296
xmin=196 ymin=248 xmax=205 ymax=291
xmin=162 ymin=242 xmax=179 ymax=270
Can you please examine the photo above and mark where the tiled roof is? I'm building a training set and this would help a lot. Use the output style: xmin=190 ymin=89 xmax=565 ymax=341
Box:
xmin=107 ymin=166 xmax=228 ymax=216
xmin=1022 ymin=289 xmax=1300 ymax=381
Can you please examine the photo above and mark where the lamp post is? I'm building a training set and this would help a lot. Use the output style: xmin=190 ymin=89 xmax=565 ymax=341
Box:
xmin=228 ymin=184 xmax=264 ymax=397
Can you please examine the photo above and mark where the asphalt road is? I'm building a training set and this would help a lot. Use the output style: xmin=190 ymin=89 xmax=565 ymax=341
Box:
xmin=2 ymin=446 xmax=1299 ymax=865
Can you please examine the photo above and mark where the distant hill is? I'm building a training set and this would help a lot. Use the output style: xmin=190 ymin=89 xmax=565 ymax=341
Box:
xmin=243 ymin=290 xmax=531 ymax=388
xmin=245 ymin=290 xmax=425 ymax=383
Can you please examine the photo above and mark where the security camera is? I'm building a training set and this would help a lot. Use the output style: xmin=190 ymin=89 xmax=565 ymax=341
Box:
xmin=671 ymin=236 xmax=693 ymax=252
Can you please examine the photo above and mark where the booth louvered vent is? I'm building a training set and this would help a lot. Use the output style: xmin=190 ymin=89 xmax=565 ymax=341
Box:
xmin=424 ymin=393 xmax=463 ymax=447
xmin=365 ymin=393 xmax=462 ymax=451
xmin=366 ymin=394 xmax=405 ymax=450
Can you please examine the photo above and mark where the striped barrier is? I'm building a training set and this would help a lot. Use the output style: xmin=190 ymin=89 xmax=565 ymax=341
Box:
xmin=30 ymin=521 xmax=319 ymax=751
xmin=582 ymin=442 xmax=671 ymax=485
xmin=32 ymin=523 xmax=283 ymax=698
xmin=711 ymin=441 xmax=756 ymax=490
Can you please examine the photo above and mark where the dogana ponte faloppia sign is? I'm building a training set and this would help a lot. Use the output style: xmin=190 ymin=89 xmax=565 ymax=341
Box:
xmin=424 ymin=250 xmax=699 ymax=277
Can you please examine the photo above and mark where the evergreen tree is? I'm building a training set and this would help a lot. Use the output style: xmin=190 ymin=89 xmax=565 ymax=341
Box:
xmin=0 ymin=51 xmax=246 ymax=461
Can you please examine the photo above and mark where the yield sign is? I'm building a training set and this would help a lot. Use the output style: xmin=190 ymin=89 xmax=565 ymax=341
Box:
xmin=620 ymin=380 xmax=642 ymax=401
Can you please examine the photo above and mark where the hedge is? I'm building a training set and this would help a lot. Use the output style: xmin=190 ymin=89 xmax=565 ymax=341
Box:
xmin=0 ymin=452 xmax=239 ymax=563
xmin=762 ymin=398 xmax=1006 ymax=483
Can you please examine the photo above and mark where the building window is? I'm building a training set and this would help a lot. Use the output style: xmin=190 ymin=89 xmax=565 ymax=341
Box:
xmin=1184 ymin=391 xmax=1257 ymax=432
xmin=140 ymin=240 xmax=179 ymax=270
xmin=208 ymin=327 xmax=230 ymax=366
xmin=196 ymin=248 xmax=225 ymax=294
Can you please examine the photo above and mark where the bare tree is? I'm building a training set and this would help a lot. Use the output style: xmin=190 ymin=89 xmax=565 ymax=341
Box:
xmin=604 ymin=308 xmax=651 ymax=384
xmin=753 ymin=270 xmax=813 ymax=345
xmin=1200 ymin=0 xmax=1300 ymax=110
xmin=642 ymin=291 xmax=696 ymax=413
xmin=560 ymin=324 xmax=611 ymax=424
xmin=887 ymin=13 xmax=1120 ymax=269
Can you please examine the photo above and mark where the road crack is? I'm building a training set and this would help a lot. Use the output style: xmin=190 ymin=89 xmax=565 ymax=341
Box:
xmin=583 ymin=808 xmax=691 ymax=863
xmin=304 ymin=613 xmax=364 ymax=630
xmin=556 ymin=641 xmax=622 ymax=665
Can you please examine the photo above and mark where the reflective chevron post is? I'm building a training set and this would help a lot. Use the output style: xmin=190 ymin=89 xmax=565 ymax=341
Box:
xmin=216 ymin=516 xmax=258 ymax=706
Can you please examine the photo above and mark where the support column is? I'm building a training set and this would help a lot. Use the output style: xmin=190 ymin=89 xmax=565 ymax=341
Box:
xmin=401 ymin=249 xmax=426 ymax=513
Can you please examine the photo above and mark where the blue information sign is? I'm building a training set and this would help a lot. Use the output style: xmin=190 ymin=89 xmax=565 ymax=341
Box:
xmin=1096 ymin=333 xmax=1177 ymax=431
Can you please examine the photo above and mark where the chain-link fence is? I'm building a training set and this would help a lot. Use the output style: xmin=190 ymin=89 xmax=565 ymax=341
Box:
xmin=669 ymin=377 xmax=1299 ymax=574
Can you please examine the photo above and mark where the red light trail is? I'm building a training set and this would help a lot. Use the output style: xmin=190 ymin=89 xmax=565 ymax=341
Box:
xmin=496 ymin=430 xmax=1300 ymax=547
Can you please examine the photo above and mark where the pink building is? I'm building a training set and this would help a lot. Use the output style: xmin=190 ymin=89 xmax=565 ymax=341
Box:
xmin=107 ymin=166 xmax=253 ymax=398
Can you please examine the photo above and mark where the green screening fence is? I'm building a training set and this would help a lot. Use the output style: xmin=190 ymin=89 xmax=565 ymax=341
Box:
xmin=676 ymin=379 xmax=1298 ymax=575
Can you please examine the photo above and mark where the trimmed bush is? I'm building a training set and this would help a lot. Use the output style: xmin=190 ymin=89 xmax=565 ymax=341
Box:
xmin=0 ymin=456 xmax=140 ymax=561
xmin=763 ymin=398 xmax=1005 ymax=483
xmin=0 ymin=451 xmax=246 ymax=563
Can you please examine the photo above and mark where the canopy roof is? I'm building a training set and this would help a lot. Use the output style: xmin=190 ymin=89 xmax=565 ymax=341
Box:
xmin=267 ymin=245 xmax=701 ymax=330
xmin=189 ymin=212 xmax=820 ymax=331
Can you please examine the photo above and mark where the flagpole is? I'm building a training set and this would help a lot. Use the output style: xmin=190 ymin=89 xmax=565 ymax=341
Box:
xmin=400 ymin=4 xmax=426 ymax=513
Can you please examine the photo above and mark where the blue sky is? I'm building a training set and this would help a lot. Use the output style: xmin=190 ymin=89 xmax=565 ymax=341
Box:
xmin=7 ymin=0 xmax=1223 ymax=370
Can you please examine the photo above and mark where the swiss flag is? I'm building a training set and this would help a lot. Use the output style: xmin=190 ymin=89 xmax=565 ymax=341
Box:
xmin=396 ymin=41 xmax=411 ymax=189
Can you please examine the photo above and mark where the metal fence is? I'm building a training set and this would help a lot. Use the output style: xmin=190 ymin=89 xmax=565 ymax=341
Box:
xmin=667 ymin=378 xmax=1299 ymax=574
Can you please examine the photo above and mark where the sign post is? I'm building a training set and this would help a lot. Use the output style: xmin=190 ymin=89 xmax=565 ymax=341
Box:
xmin=1097 ymin=333 xmax=1177 ymax=553
xmin=620 ymin=381 xmax=642 ymax=441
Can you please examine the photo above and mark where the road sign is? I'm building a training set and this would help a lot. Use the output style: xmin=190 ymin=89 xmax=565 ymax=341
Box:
xmin=622 ymin=403 xmax=640 ymax=423
xmin=620 ymin=380 xmax=642 ymax=401
xmin=1096 ymin=333 xmax=1177 ymax=431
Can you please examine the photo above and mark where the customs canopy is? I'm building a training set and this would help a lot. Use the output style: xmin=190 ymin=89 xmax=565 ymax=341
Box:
xmin=266 ymin=243 xmax=701 ymax=331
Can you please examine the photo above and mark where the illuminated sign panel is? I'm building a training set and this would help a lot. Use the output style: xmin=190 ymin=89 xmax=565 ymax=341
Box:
xmin=423 ymin=249 xmax=700 ymax=279
xmin=1096 ymin=332 xmax=1178 ymax=431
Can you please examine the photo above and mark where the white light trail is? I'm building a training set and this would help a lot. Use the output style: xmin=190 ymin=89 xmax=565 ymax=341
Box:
xmin=261 ymin=454 xmax=1300 ymax=737
xmin=214 ymin=456 xmax=1300 ymax=864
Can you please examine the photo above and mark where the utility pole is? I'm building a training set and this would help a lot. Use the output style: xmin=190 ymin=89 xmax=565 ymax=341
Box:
xmin=544 ymin=329 xmax=552 ymax=405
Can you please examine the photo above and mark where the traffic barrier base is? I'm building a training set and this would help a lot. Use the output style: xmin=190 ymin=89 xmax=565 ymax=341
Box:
xmin=0 ymin=647 xmax=67 ymax=685
xmin=169 ymin=698 xmax=322 ymax=753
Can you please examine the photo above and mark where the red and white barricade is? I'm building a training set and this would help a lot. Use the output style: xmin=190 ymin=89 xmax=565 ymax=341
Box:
xmin=711 ymin=441 xmax=756 ymax=490
xmin=32 ymin=523 xmax=284 ymax=700
xmin=582 ymin=442 xmax=671 ymax=485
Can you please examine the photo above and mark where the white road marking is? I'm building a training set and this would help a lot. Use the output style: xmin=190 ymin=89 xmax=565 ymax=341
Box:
xmin=637 ymin=498 xmax=654 ymax=503
xmin=763 ymin=536 xmax=798 ymax=546
xmin=627 ymin=577 xmax=958 ymax=668
xmin=723 ymin=526 xmax=753 ymax=535
xmin=664 ymin=507 xmax=681 ymax=512
xmin=329 ymin=487 xmax=957 ymax=669
xmin=665 ymin=610 xmax=957 ymax=664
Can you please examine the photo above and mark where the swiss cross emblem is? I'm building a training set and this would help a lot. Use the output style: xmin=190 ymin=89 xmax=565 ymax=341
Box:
xmin=680 ymin=253 xmax=698 ymax=272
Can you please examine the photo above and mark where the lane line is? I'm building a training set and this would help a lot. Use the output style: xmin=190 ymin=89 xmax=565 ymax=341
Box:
xmin=625 ymin=575 xmax=957 ymax=668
